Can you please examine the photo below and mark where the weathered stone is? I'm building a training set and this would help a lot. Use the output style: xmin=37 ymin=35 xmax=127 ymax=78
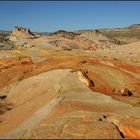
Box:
xmin=121 ymin=88 xmax=133 ymax=96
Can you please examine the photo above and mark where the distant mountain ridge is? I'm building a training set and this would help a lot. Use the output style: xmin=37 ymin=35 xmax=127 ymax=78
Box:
xmin=96 ymin=24 xmax=140 ymax=43
xmin=128 ymin=24 xmax=140 ymax=29
xmin=1 ymin=23 xmax=140 ymax=44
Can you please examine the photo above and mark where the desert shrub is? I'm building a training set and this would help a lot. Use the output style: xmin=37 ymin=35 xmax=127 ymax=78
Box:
xmin=49 ymin=30 xmax=80 ymax=39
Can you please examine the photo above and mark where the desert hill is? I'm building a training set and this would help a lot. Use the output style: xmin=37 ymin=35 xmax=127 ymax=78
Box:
xmin=78 ymin=24 xmax=140 ymax=43
xmin=8 ymin=26 xmax=123 ymax=50
xmin=0 ymin=25 xmax=140 ymax=139
xmin=99 ymin=24 xmax=140 ymax=43
xmin=128 ymin=24 xmax=140 ymax=29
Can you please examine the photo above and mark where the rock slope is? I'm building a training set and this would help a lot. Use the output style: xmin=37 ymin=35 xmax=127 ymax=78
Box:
xmin=0 ymin=25 xmax=140 ymax=139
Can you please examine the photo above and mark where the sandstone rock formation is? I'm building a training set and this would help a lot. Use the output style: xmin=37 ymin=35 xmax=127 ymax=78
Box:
xmin=9 ymin=26 xmax=41 ymax=42
xmin=7 ymin=26 xmax=123 ymax=50
xmin=0 ymin=25 xmax=140 ymax=139
xmin=12 ymin=26 xmax=35 ymax=39
xmin=0 ymin=69 xmax=139 ymax=139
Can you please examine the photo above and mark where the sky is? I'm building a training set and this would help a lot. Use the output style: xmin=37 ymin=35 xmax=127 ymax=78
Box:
xmin=0 ymin=1 xmax=140 ymax=32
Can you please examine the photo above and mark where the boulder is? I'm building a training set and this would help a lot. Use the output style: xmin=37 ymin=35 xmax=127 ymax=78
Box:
xmin=121 ymin=88 xmax=133 ymax=96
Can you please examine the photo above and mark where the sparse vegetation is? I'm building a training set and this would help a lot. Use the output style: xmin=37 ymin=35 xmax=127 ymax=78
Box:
xmin=99 ymin=25 xmax=140 ymax=43
xmin=50 ymin=30 xmax=80 ymax=39
xmin=0 ymin=32 xmax=15 ymax=50
xmin=0 ymin=35 xmax=9 ymax=43
xmin=48 ymin=40 xmax=58 ymax=47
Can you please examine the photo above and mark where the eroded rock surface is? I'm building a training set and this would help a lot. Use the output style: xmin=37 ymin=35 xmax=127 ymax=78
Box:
xmin=0 ymin=69 xmax=139 ymax=139
xmin=0 ymin=26 xmax=140 ymax=139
